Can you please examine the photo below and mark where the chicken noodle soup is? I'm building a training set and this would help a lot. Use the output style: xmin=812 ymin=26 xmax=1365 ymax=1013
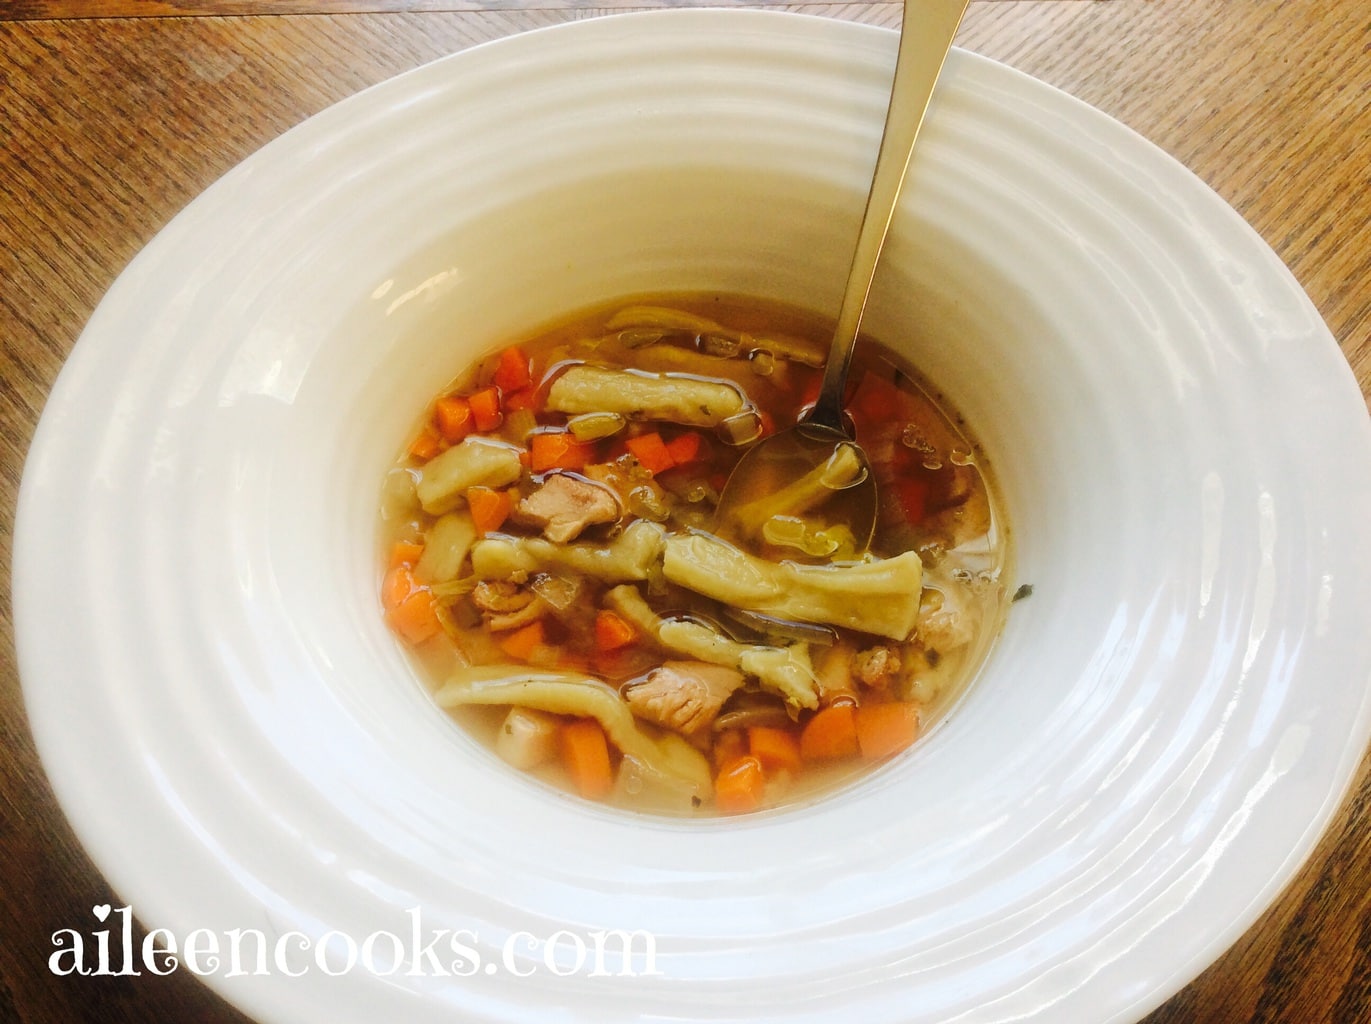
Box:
xmin=379 ymin=295 xmax=1011 ymax=815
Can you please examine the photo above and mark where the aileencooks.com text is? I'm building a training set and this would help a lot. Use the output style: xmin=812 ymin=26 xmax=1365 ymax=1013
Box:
xmin=50 ymin=905 xmax=661 ymax=980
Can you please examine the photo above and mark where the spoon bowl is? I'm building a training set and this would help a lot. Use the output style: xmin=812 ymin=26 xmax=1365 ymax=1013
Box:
xmin=713 ymin=421 xmax=876 ymax=558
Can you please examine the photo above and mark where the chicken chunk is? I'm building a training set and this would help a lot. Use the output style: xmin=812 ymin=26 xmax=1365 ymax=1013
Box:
xmin=853 ymin=645 xmax=902 ymax=690
xmin=472 ymin=580 xmax=546 ymax=632
xmin=515 ymin=472 xmax=621 ymax=543
xmin=623 ymin=661 xmax=746 ymax=738
xmin=916 ymin=574 xmax=979 ymax=653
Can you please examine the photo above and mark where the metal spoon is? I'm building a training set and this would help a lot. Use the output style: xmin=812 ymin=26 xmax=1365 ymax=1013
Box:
xmin=714 ymin=0 xmax=970 ymax=557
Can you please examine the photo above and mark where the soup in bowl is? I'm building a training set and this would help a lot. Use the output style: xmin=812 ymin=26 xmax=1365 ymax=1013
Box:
xmin=376 ymin=295 xmax=1014 ymax=815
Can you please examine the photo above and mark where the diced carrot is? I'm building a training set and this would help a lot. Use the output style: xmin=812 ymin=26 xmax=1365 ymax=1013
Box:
xmin=851 ymin=372 xmax=906 ymax=423
xmin=756 ymin=410 xmax=776 ymax=438
xmin=799 ymin=704 xmax=860 ymax=762
xmin=529 ymin=430 xmax=593 ymax=472
xmin=388 ymin=590 xmax=442 ymax=645
xmin=380 ymin=564 xmax=414 ymax=611
xmin=469 ymin=386 xmax=503 ymax=432
xmin=892 ymin=476 xmax=930 ymax=524
xmin=748 ymin=725 xmax=803 ymax=774
xmin=467 ymin=485 xmax=513 ymax=535
xmin=664 ymin=430 xmax=706 ymax=466
xmin=593 ymin=610 xmax=637 ymax=652
xmin=625 ymin=432 xmax=675 ymax=475
xmin=381 ymin=565 xmax=443 ymax=645
xmin=434 ymin=395 xmax=474 ymax=443
xmin=561 ymin=717 xmax=614 ymax=800
xmin=390 ymin=590 xmax=443 ymax=644
xmin=797 ymin=369 xmax=823 ymax=412
xmin=493 ymin=345 xmax=533 ymax=392
xmin=388 ymin=540 xmax=424 ymax=569
xmin=498 ymin=620 xmax=545 ymax=660
xmin=503 ymin=386 xmax=538 ymax=413
xmin=854 ymin=701 xmax=921 ymax=760
xmin=714 ymin=755 xmax=766 ymax=815
xmin=408 ymin=426 xmax=443 ymax=462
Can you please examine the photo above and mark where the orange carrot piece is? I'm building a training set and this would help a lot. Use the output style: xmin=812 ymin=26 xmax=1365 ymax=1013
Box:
xmin=850 ymin=372 xmax=907 ymax=423
xmin=388 ymin=540 xmax=424 ymax=569
xmin=748 ymin=725 xmax=803 ymax=774
xmin=381 ymin=565 xmax=442 ymax=645
xmin=387 ymin=590 xmax=442 ymax=645
xmin=625 ymin=431 xmax=675 ymax=475
xmin=529 ymin=431 xmax=592 ymax=472
xmin=469 ymin=386 xmax=503 ymax=432
xmin=561 ymin=717 xmax=614 ymax=800
xmin=503 ymin=386 xmax=538 ymax=413
xmin=664 ymin=430 xmax=706 ymax=466
xmin=594 ymin=610 xmax=636 ymax=651
xmin=498 ymin=620 xmax=545 ymax=660
xmin=380 ymin=564 xmax=414 ymax=611
xmin=408 ymin=426 xmax=443 ymax=462
xmin=892 ymin=476 xmax=930 ymax=524
xmin=714 ymin=755 xmax=766 ymax=815
xmin=467 ymin=486 xmax=513 ymax=535
xmin=799 ymin=704 xmax=860 ymax=762
xmin=854 ymin=702 xmax=921 ymax=760
xmin=434 ymin=395 xmax=474 ymax=443
xmin=493 ymin=345 xmax=533 ymax=393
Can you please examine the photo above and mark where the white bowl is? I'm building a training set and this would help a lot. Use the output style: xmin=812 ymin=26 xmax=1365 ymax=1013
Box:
xmin=14 ymin=10 xmax=1371 ymax=1023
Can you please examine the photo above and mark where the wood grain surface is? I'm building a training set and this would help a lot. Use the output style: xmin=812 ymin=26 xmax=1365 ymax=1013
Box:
xmin=2 ymin=2 xmax=1368 ymax=1022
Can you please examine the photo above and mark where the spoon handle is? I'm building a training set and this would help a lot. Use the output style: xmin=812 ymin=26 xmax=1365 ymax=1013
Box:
xmin=808 ymin=0 xmax=971 ymax=433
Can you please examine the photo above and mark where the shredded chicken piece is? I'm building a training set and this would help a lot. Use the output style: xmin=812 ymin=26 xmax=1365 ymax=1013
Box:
xmin=623 ymin=661 xmax=745 ymax=738
xmin=472 ymin=580 xmax=528 ymax=614
xmin=515 ymin=472 xmax=621 ymax=543
xmin=916 ymin=579 xmax=977 ymax=653
xmin=472 ymin=580 xmax=547 ymax=631
xmin=853 ymin=645 xmax=902 ymax=690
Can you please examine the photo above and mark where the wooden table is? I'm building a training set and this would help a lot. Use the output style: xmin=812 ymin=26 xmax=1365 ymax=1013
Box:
xmin=2 ymin=2 xmax=1367 ymax=1021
